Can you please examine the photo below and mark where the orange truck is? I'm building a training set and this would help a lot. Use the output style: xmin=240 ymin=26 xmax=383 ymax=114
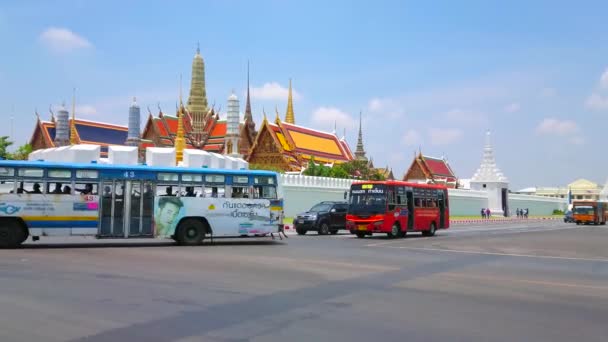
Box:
xmin=572 ymin=201 xmax=607 ymax=225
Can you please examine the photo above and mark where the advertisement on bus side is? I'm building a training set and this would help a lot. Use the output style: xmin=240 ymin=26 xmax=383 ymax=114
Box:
xmin=153 ymin=197 xmax=283 ymax=237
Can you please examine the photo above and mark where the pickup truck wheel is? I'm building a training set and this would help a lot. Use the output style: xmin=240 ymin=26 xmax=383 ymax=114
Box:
xmin=319 ymin=222 xmax=329 ymax=235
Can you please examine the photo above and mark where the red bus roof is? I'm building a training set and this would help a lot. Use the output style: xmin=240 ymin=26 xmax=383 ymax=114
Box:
xmin=351 ymin=180 xmax=448 ymax=190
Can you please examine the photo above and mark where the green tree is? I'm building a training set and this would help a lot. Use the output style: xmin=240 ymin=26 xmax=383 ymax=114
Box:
xmin=248 ymin=163 xmax=285 ymax=173
xmin=303 ymin=157 xmax=317 ymax=176
xmin=10 ymin=143 xmax=32 ymax=160
xmin=0 ymin=136 xmax=12 ymax=159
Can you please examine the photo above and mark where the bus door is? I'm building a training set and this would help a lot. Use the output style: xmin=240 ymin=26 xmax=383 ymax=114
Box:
xmin=126 ymin=180 xmax=154 ymax=237
xmin=99 ymin=180 xmax=126 ymax=237
xmin=437 ymin=190 xmax=446 ymax=228
xmin=406 ymin=190 xmax=414 ymax=231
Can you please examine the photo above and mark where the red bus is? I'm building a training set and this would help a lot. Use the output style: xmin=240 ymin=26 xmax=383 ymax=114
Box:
xmin=345 ymin=181 xmax=449 ymax=238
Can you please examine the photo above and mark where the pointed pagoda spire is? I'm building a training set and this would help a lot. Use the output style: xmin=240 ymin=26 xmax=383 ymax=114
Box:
xmin=471 ymin=130 xmax=508 ymax=182
xmin=274 ymin=105 xmax=281 ymax=124
xmin=355 ymin=111 xmax=367 ymax=161
xmin=175 ymin=75 xmax=186 ymax=164
xmin=70 ymin=88 xmax=78 ymax=145
xmin=188 ymin=44 xmax=208 ymax=136
xmin=244 ymin=60 xmax=253 ymax=122
xmin=285 ymin=78 xmax=295 ymax=124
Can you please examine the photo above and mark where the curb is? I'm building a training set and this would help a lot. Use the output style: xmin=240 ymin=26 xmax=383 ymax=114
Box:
xmin=450 ymin=217 xmax=560 ymax=224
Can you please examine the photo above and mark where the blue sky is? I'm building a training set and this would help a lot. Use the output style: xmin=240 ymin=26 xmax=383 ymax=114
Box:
xmin=1 ymin=0 xmax=608 ymax=189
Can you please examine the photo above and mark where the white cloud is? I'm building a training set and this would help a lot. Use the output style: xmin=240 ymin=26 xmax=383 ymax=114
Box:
xmin=401 ymin=129 xmax=421 ymax=146
xmin=311 ymin=107 xmax=355 ymax=130
xmin=600 ymin=68 xmax=608 ymax=89
xmin=367 ymin=97 xmax=406 ymax=119
xmin=536 ymin=118 xmax=579 ymax=136
xmin=428 ymin=128 xmax=463 ymax=146
xmin=39 ymin=27 xmax=92 ymax=53
xmin=585 ymin=93 xmax=608 ymax=110
xmin=250 ymin=82 xmax=301 ymax=101
xmin=504 ymin=103 xmax=520 ymax=113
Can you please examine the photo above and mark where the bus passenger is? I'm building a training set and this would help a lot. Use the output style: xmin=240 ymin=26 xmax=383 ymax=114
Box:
xmin=164 ymin=186 xmax=173 ymax=196
xmin=184 ymin=186 xmax=195 ymax=197
xmin=31 ymin=183 xmax=42 ymax=194
xmin=80 ymin=183 xmax=93 ymax=195
xmin=211 ymin=187 xmax=218 ymax=198
xmin=62 ymin=185 xmax=71 ymax=194
xmin=52 ymin=183 xmax=63 ymax=194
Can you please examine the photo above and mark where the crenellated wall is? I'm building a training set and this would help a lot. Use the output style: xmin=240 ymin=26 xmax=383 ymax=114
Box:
xmin=278 ymin=174 xmax=567 ymax=217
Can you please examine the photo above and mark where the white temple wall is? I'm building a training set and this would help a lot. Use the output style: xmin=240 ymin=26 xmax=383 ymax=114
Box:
xmin=278 ymin=175 xmax=566 ymax=218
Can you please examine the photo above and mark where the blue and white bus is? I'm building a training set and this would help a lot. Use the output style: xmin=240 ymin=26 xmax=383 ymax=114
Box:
xmin=0 ymin=160 xmax=284 ymax=248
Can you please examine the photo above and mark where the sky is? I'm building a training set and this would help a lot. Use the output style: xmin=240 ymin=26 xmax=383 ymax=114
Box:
xmin=1 ymin=0 xmax=608 ymax=189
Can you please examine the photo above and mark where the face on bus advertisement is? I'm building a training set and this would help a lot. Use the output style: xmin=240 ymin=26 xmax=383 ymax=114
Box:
xmin=153 ymin=197 xmax=283 ymax=237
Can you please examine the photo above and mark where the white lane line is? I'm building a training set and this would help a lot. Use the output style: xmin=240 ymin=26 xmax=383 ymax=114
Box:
xmin=382 ymin=246 xmax=608 ymax=263
xmin=365 ymin=225 xmax=579 ymax=247
xmin=441 ymin=272 xmax=608 ymax=291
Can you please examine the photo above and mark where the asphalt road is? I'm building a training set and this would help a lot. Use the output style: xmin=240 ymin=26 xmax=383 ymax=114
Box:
xmin=1 ymin=221 xmax=607 ymax=342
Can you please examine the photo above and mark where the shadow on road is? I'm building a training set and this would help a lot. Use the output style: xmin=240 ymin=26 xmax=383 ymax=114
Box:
xmin=17 ymin=238 xmax=286 ymax=250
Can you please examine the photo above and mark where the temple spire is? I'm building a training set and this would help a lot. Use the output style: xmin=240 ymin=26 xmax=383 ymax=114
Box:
xmin=175 ymin=75 xmax=186 ymax=164
xmin=471 ymin=130 xmax=508 ymax=182
xmin=244 ymin=60 xmax=253 ymax=122
xmin=285 ymin=78 xmax=295 ymax=124
xmin=355 ymin=111 xmax=367 ymax=161
xmin=70 ymin=88 xmax=78 ymax=145
xmin=188 ymin=44 xmax=208 ymax=137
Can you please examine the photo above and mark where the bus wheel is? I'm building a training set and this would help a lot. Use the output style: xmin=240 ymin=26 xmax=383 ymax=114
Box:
xmin=0 ymin=220 xmax=24 ymax=249
xmin=319 ymin=222 xmax=330 ymax=235
xmin=423 ymin=223 xmax=436 ymax=237
xmin=388 ymin=223 xmax=403 ymax=239
xmin=176 ymin=219 xmax=205 ymax=246
xmin=355 ymin=232 xmax=366 ymax=239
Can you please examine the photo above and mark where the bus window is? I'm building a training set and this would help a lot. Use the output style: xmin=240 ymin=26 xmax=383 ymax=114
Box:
xmin=17 ymin=181 xmax=43 ymax=194
xmin=253 ymin=185 xmax=277 ymax=199
xmin=48 ymin=169 xmax=72 ymax=179
xmin=48 ymin=182 xmax=65 ymax=194
xmin=182 ymin=185 xmax=202 ymax=197
xmin=75 ymin=183 xmax=98 ymax=195
xmin=231 ymin=175 xmax=250 ymax=198
xmin=204 ymin=185 xmax=225 ymax=198
xmin=0 ymin=181 xmax=16 ymax=194
xmin=414 ymin=198 xmax=421 ymax=207
xmin=18 ymin=168 xmax=44 ymax=178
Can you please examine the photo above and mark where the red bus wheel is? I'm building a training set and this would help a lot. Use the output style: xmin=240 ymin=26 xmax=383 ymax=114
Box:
xmin=423 ymin=223 xmax=436 ymax=237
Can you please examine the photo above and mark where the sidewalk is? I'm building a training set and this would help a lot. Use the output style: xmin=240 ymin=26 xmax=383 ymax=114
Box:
xmin=450 ymin=217 xmax=561 ymax=225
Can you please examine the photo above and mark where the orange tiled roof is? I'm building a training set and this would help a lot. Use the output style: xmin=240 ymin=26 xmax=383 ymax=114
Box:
xmin=210 ymin=121 xmax=226 ymax=137
xmin=280 ymin=122 xmax=352 ymax=162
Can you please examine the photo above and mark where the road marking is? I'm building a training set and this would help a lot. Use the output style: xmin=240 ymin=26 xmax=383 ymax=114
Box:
xmin=365 ymin=225 xmax=579 ymax=247
xmin=381 ymin=246 xmax=608 ymax=263
xmin=441 ymin=272 xmax=608 ymax=291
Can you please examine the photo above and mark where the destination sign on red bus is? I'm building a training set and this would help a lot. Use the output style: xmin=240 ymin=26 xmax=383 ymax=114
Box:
xmin=351 ymin=184 xmax=385 ymax=194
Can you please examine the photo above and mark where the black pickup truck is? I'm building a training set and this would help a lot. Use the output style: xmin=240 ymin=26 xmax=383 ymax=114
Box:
xmin=294 ymin=201 xmax=348 ymax=235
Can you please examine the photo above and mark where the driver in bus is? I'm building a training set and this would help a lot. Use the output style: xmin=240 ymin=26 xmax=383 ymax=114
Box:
xmin=155 ymin=197 xmax=184 ymax=236
xmin=79 ymin=183 xmax=93 ymax=195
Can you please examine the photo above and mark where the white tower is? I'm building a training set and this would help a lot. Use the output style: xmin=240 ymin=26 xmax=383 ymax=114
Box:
xmin=470 ymin=130 xmax=510 ymax=216
xmin=225 ymin=91 xmax=240 ymax=157
xmin=126 ymin=97 xmax=141 ymax=146
xmin=54 ymin=103 xmax=70 ymax=147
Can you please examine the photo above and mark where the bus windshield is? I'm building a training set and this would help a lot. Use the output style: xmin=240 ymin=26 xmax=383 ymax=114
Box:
xmin=574 ymin=206 xmax=594 ymax=215
xmin=349 ymin=184 xmax=387 ymax=215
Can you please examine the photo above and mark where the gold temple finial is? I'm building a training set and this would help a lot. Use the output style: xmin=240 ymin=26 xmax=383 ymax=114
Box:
xmin=275 ymin=105 xmax=281 ymax=124
xmin=70 ymin=88 xmax=78 ymax=145
xmin=175 ymin=76 xmax=186 ymax=164
xmin=285 ymin=78 xmax=295 ymax=124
